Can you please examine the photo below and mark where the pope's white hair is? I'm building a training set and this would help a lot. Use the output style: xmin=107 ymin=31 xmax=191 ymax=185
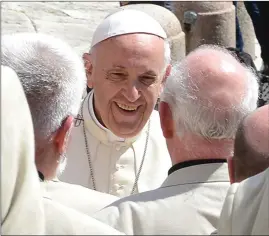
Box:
xmin=1 ymin=33 xmax=86 ymax=142
xmin=161 ymin=45 xmax=259 ymax=140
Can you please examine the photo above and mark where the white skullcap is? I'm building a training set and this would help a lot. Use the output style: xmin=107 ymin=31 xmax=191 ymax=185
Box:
xmin=91 ymin=9 xmax=167 ymax=48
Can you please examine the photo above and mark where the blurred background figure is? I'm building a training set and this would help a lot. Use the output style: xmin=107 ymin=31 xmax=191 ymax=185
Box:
xmin=245 ymin=2 xmax=269 ymax=76
xmin=233 ymin=2 xmax=244 ymax=52
xmin=226 ymin=47 xmax=268 ymax=107
xmin=244 ymin=1 xmax=269 ymax=106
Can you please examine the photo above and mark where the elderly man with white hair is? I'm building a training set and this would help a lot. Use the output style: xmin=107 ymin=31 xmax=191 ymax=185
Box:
xmin=60 ymin=9 xmax=172 ymax=197
xmin=1 ymin=65 xmax=123 ymax=235
xmin=92 ymin=45 xmax=259 ymax=235
xmin=1 ymin=33 xmax=118 ymax=215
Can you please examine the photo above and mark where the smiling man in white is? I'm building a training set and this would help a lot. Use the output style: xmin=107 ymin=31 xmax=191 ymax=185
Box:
xmin=60 ymin=9 xmax=172 ymax=197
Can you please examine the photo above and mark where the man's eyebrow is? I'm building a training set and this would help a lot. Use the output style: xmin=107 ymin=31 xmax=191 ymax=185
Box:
xmin=112 ymin=64 xmax=126 ymax=69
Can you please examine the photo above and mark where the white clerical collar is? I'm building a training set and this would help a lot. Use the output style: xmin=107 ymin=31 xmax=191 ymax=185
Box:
xmin=88 ymin=91 xmax=125 ymax=142
xmin=161 ymin=162 xmax=229 ymax=188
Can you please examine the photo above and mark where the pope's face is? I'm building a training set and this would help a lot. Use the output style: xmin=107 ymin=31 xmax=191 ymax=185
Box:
xmin=84 ymin=33 xmax=168 ymax=138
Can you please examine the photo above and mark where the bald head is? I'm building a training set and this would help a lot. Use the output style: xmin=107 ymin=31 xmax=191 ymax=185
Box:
xmin=233 ymin=104 xmax=269 ymax=182
xmin=186 ymin=47 xmax=247 ymax=109
xmin=161 ymin=45 xmax=259 ymax=141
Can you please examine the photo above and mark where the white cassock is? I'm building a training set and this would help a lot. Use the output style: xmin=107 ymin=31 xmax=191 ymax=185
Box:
xmin=41 ymin=180 xmax=118 ymax=215
xmin=60 ymin=91 xmax=172 ymax=197
xmin=93 ymin=161 xmax=230 ymax=235
xmin=217 ymin=167 xmax=269 ymax=235
xmin=43 ymin=197 xmax=125 ymax=235
xmin=1 ymin=66 xmax=45 ymax=235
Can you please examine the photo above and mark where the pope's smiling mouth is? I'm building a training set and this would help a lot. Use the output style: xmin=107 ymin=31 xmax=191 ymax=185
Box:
xmin=116 ymin=102 xmax=138 ymax=112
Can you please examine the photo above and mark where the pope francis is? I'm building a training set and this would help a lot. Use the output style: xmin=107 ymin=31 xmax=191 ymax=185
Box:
xmin=60 ymin=9 xmax=172 ymax=197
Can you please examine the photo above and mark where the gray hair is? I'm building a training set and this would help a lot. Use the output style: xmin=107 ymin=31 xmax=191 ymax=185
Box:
xmin=161 ymin=45 xmax=259 ymax=140
xmin=1 ymin=33 xmax=86 ymax=142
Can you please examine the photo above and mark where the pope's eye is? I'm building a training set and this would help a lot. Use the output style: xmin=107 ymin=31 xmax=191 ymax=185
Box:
xmin=139 ymin=76 xmax=157 ymax=85
xmin=107 ymin=71 xmax=127 ymax=81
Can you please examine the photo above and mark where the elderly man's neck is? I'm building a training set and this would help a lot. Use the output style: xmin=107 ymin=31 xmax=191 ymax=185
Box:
xmin=35 ymin=144 xmax=59 ymax=181
xmin=170 ymin=135 xmax=234 ymax=165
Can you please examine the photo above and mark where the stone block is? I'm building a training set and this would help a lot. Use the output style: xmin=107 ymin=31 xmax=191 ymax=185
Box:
xmin=172 ymin=2 xmax=236 ymax=54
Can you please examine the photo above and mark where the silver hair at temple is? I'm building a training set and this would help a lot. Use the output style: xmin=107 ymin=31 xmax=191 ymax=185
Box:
xmin=161 ymin=45 xmax=259 ymax=140
xmin=1 ymin=33 xmax=87 ymax=142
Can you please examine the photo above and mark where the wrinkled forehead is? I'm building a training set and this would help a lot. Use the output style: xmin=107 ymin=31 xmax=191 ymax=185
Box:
xmin=92 ymin=33 xmax=165 ymax=74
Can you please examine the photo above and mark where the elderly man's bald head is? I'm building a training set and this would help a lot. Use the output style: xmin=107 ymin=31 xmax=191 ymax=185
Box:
xmin=161 ymin=45 xmax=259 ymax=141
xmin=233 ymin=104 xmax=269 ymax=182
xmin=186 ymin=47 xmax=247 ymax=109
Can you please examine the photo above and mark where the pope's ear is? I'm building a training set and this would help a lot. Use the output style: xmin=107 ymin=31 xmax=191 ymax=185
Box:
xmin=83 ymin=53 xmax=93 ymax=88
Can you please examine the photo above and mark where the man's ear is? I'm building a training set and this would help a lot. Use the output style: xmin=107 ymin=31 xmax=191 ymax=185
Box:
xmin=83 ymin=53 xmax=93 ymax=88
xmin=159 ymin=101 xmax=174 ymax=139
xmin=165 ymin=64 xmax=172 ymax=80
xmin=227 ymin=156 xmax=236 ymax=184
xmin=53 ymin=116 xmax=74 ymax=155
xmin=159 ymin=64 xmax=171 ymax=96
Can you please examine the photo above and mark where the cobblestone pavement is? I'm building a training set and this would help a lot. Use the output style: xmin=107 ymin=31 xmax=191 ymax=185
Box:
xmin=1 ymin=1 xmax=262 ymax=69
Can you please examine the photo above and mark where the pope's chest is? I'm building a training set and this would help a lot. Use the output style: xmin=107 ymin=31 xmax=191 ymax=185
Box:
xmin=67 ymin=126 xmax=150 ymax=197
xmin=75 ymin=126 xmax=148 ymax=168
xmin=90 ymin=140 xmax=138 ymax=174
